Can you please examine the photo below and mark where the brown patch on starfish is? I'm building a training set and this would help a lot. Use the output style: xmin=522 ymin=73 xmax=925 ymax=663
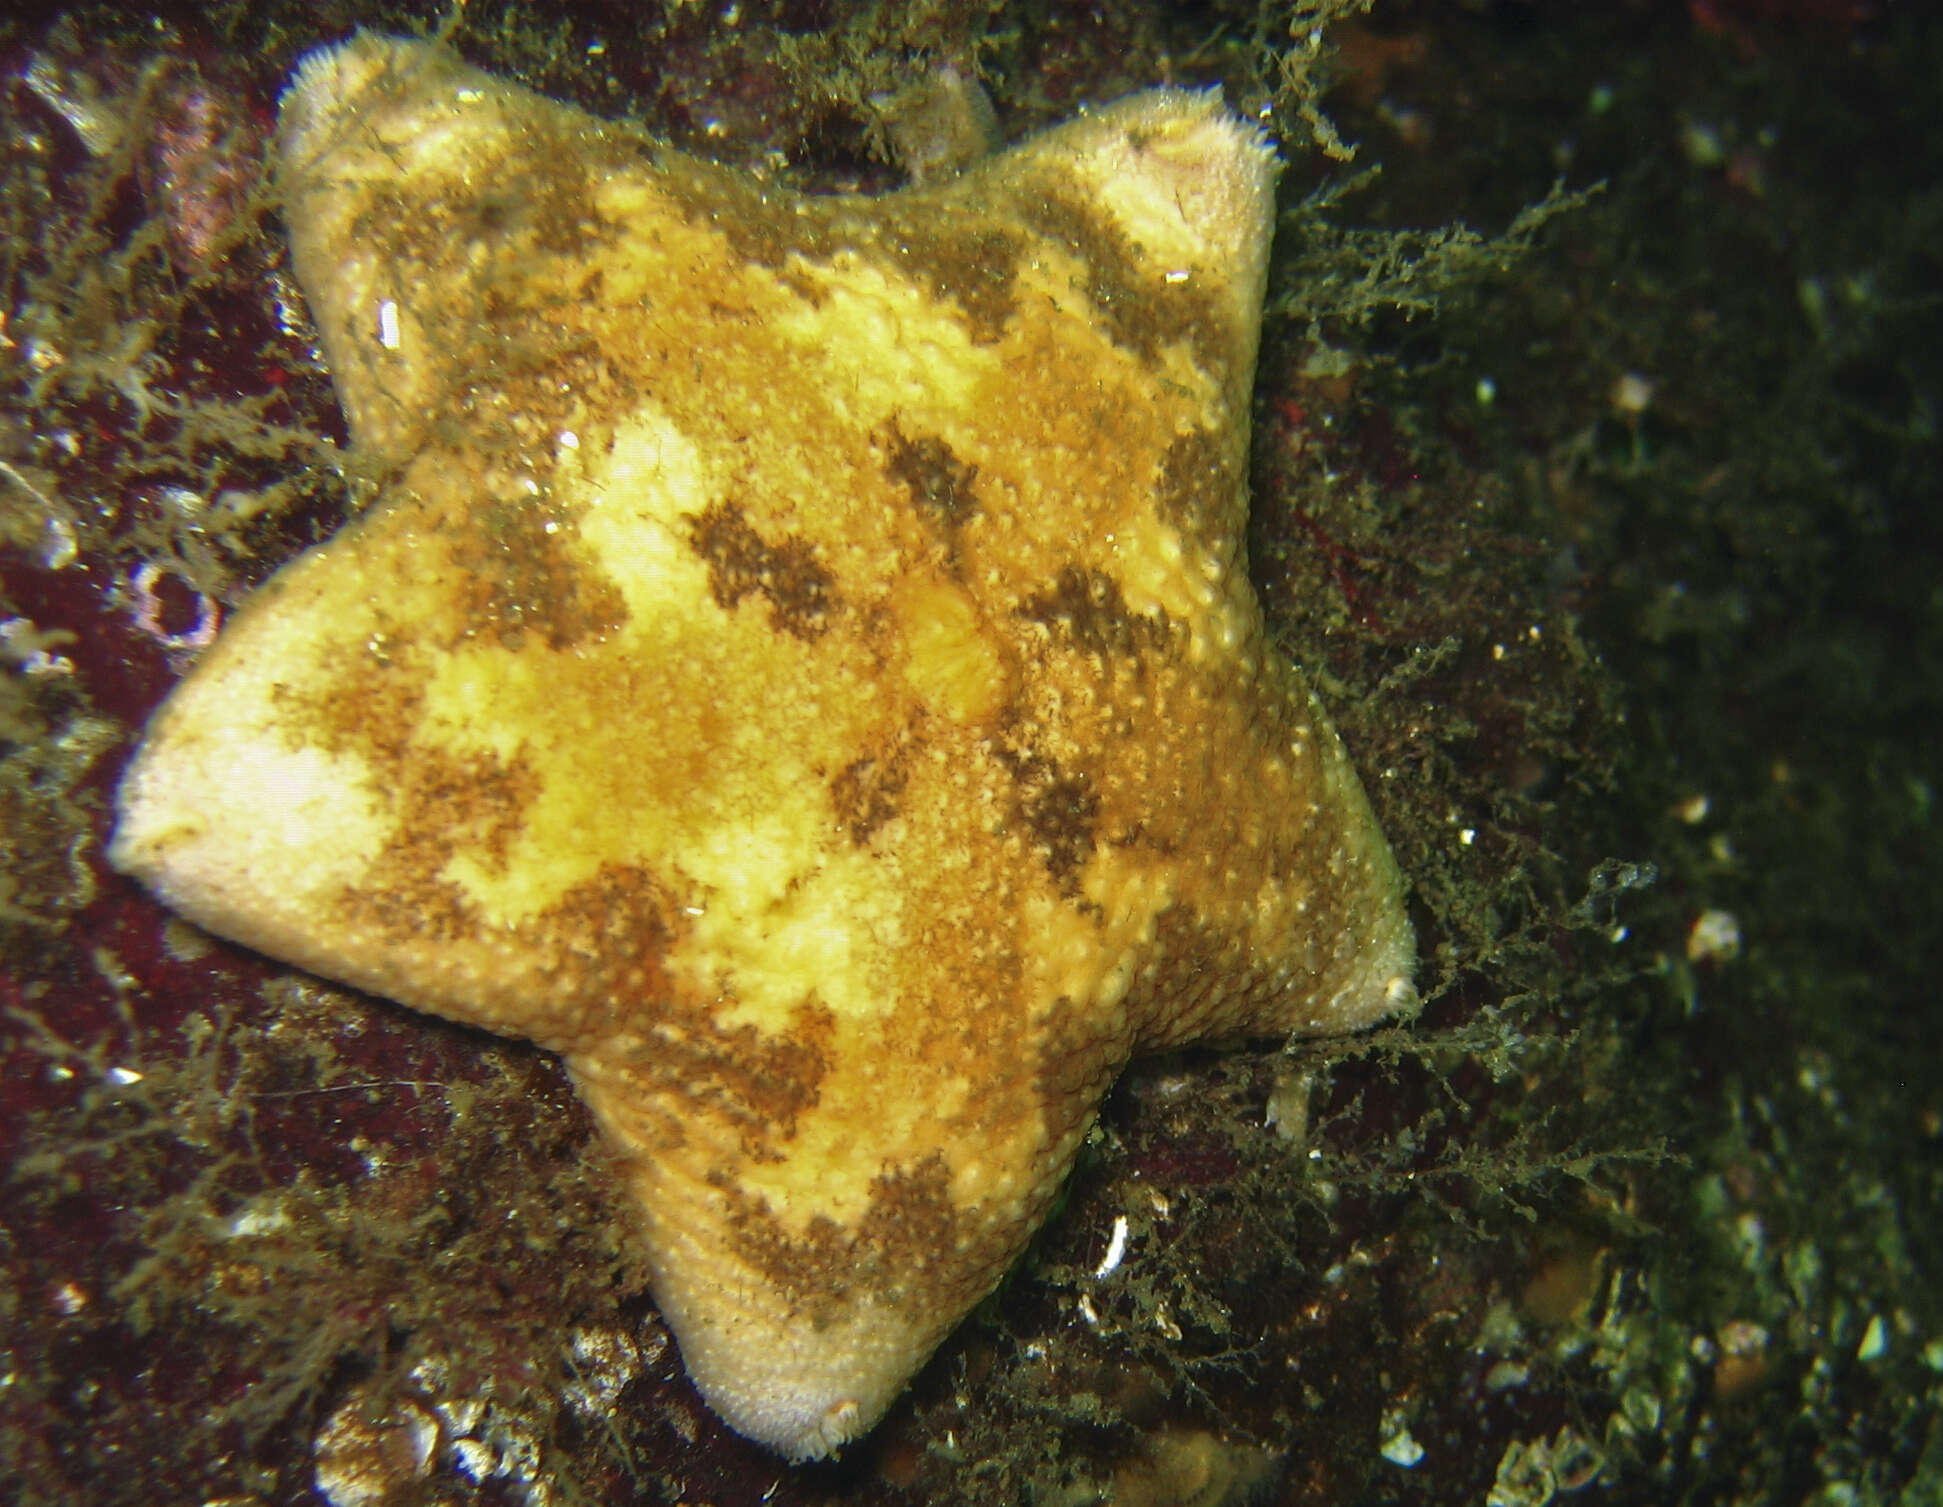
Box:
xmin=337 ymin=857 xmax=701 ymax=1061
xmin=1016 ymin=187 xmax=1225 ymax=372
xmin=686 ymin=499 xmax=837 ymax=639
xmin=883 ymin=424 xmax=980 ymax=532
xmin=998 ymin=747 xmax=1100 ymax=895
xmin=872 ymin=212 xmax=1024 ymax=345
xmin=1155 ymin=425 xmax=1241 ymax=538
xmin=610 ymin=994 xmax=837 ymax=1161
xmin=1018 ymin=565 xmax=1173 ymax=662
xmin=280 ymin=627 xmax=429 ymax=760
xmin=830 ymin=749 xmax=909 ymax=846
xmin=714 ymin=1151 xmax=968 ymax=1324
xmin=450 ymin=495 xmax=631 ymax=652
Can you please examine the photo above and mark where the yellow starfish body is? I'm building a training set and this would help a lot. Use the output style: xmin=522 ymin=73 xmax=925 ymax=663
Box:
xmin=111 ymin=34 xmax=1414 ymax=1460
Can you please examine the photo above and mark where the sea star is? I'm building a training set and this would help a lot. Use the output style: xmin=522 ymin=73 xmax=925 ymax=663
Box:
xmin=110 ymin=33 xmax=1415 ymax=1460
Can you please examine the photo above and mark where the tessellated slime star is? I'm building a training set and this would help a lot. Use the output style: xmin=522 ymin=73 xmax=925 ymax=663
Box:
xmin=109 ymin=33 xmax=1417 ymax=1461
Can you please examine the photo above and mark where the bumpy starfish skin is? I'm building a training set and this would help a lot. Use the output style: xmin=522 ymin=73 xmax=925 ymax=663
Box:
xmin=110 ymin=34 xmax=1415 ymax=1459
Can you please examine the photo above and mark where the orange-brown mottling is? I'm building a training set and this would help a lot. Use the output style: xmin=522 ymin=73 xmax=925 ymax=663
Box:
xmin=586 ymin=993 xmax=835 ymax=1161
xmin=994 ymin=743 xmax=1102 ymax=897
xmin=450 ymin=494 xmax=630 ymax=653
xmin=1018 ymin=566 xmax=1177 ymax=663
xmin=882 ymin=424 xmax=981 ymax=532
xmin=830 ymin=746 xmax=911 ymax=846
xmin=685 ymin=499 xmax=839 ymax=640
xmin=1156 ymin=424 xmax=1245 ymax=541
xmin=1017 ymin=187 xmax=1229 ymax=372
xmin=712 ymin=1152 xmax=968 ymax=1325
xmin=109 ymin=34 xmax=1413 ymax=1463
